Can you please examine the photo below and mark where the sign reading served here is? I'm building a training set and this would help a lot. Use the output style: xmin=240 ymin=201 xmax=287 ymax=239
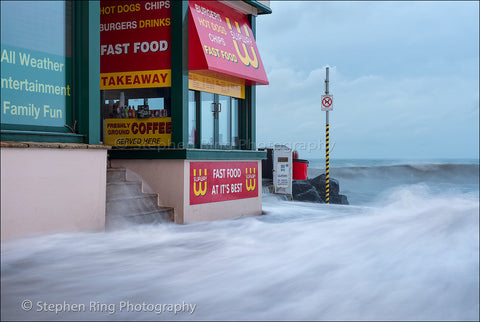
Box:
xmin=104 ymin=117 xmax=172 ymax=147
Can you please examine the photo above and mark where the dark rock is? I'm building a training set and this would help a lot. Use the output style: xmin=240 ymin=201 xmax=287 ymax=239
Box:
xmin=292 ymin=180 xmax=323 ymax=203
xmin=293 ymin=187 xmax=323 ymax=203
xmin=309 ymin=174 xmax=339 ymax=196
xmin=292 ymin=180 xmax=314 ymax=195
xmin=329 ymin=194 xmax=349 ymax=205
xmin=275 ymin=175 xmax=349 ymax=205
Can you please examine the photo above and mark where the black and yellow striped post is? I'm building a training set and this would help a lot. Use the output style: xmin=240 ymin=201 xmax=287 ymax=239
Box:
xmin=325 ymin=122 xmax=330 ymax=204
xmin=324 ymin=67 xmax=330 ymax=204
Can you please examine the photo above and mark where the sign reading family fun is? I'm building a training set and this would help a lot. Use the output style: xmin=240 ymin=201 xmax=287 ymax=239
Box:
xmin=190 ymin=162 xmax=258 ymax=205
xmin=1 ymin=44 xmax=71 ymax=127
xmin=100 ymin=1 xmax=171 ymax=89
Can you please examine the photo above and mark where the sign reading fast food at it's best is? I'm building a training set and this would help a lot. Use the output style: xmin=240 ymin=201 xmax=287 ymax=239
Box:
xmin=100 ymin=1 xmax=171 ymax=89
xmin=190 ymin=162 xmax=258 ymax=205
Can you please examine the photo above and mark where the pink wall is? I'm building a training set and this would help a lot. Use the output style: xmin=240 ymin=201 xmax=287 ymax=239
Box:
xmin=1 ymin=148 xmax=107 ymax=240
xmin=111 ymin=159 xmax=262 ymax=224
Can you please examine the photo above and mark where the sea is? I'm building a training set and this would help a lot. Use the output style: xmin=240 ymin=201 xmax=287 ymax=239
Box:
xmin=1 ymin=158 xmax=479 ymax=321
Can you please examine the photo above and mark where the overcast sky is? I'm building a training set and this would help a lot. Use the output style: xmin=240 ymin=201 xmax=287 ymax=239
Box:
xmin=255 ymin=1 xmax=479 ymax=160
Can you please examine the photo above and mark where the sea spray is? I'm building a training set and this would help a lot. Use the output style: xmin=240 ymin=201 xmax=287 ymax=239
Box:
xmin=2 ymin=162 xmax=478 ymax=321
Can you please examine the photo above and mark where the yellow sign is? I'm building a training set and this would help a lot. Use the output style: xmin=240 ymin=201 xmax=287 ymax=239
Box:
xmin=189 ymin=72 xmax=245 ymax=99
xmin=100 ymin=69 xmax=171 ymax=90
xmin=104 ymin=117 xmax=171 ymax=147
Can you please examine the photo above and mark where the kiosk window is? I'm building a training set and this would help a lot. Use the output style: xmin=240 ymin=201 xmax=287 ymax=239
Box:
xmin=101 ymin=88 xmax=171 ymax=120
xmin=1 ymin=1 xmax=73 ymax=128
xmin=191 ymin=90 xmax=241 ymax=149
xmin=200 ymin=92 xmax=215 ymax=148
xmin=101 ymin=87 xmax=171 ymax=146
xmin=188 ymin=90 xmax=197 ymax=147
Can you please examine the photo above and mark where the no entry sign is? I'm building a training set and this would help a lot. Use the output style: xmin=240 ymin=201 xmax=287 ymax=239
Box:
xmin=321 ymin=95 xmax=333 ymax=111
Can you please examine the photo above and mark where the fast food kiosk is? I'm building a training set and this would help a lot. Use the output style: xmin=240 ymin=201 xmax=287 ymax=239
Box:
xmin=1 ymin=1 xmax=271 ymax=240
xmin=102 ymin=1 xmax=271 ymax=224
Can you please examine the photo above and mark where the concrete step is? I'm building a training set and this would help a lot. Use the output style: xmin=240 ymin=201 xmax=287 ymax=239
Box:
xmin=107 ymin=168 xmax=127 ymax=183
xmin=105 ymin=167 xmax=175 ymax=228
xmin=106 ymin=194 xmax=161 ymax=216
xmin=106 ymin=208 xmax=174 ymax=229
xmin=106 ymin=181 xmax=143 ymax=199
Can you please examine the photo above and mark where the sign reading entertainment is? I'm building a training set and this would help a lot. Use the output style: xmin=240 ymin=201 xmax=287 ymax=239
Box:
xmin=1 ymin=44 xmax=71 ymax=126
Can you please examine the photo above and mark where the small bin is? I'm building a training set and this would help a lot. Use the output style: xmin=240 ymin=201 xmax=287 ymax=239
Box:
xmin=293 ymin=159 xmax=309 ymax=180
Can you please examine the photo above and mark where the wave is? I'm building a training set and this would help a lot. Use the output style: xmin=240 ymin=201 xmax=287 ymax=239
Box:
xmin=310 ymin=162 xmax=478 ymax=180
xmin=2 ymin=185 xmax=478 ymax=321
xmin=306 ymin=163 xmax=479 ymax=205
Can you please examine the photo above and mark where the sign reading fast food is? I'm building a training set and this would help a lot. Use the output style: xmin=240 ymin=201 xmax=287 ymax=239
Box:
xmin=100 ymin=1 xmax=171 ymax=89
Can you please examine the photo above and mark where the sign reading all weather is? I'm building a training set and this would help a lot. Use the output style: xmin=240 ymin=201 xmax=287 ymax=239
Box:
xmin=1 ymin=2 xmax=72 ymax=127
xmin=190 ymin=162 xmax=258 ymax=205
xmin=1 ymin=44 xmax=71 ymax=127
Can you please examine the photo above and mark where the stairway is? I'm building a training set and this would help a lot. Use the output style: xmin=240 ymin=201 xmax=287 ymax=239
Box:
xmin=106 ymin=168 xmax=174 ymax=229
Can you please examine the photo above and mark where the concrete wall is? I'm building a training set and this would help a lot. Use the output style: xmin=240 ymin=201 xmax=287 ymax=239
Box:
xmin=111 ymin=159 xmax=263 ymax=224
xmin=111 ymin=159 xmax=186 ymax=223
xmin=1 ymin=147 xmax=107 ymax=240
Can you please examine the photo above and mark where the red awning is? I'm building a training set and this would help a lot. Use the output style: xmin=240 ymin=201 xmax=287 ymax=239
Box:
xmin=189 ymin=1 xmax=269 ymax=86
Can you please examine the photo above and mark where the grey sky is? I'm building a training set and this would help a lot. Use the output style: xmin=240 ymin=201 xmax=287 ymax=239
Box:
xmin=256 ymin=1 xmax=479 ymax=159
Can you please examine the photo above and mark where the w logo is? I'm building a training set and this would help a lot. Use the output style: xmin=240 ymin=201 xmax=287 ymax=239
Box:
xmin=193 ymin=169 xmax=207 ymax=197
xmin=245 ymin=168 xmax=256 ymax=192
xmin=226 ymin=17 xmax=259 ymax=69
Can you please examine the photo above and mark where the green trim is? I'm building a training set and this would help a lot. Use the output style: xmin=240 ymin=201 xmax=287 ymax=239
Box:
xmin=239 ymin=93 xmax=247 ymax=150
xmin=1 ymin=130 xmax=84 ymax=143
xmin=248 ymin=85 xmax=256 ymax=150
xmin=195 ymin=90 xmax=201 ymax=148
xmin=186 ymin=149 xmax=265 ymax=160
xmin=243 ymin=15 xmax=257 ymax=151
xmin=171 ymin=1 xmax=189 ymax=148
xmin=213 ymin=95 xmax=220 ymax=148
xmin=88 ymin=1 xmax=101 ymax=144
xmin=1 ymin=124 xmax=71 ymax=133
xmin=243 ymin=0 xmax=272 ymax=14
xmin=74 ymin=1 xmax=101 ymax=144
xmin=110 ymin=148 xmax=266 ymax=160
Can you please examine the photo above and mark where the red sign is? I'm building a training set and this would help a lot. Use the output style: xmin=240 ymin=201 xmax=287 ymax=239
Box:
xmin=321 ymin=95 xmax=333 ymax=111
xmin=189 ymin=1 xmax=269 ymax=85
xmin=190 ymin=162 xmax=258 ymax=205
xmin=100 ymin=1 xmax=171 ymax=88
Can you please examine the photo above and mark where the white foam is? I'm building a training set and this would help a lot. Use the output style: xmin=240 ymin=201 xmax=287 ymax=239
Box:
xmin=2 ymin=187 xmax=478 ymax=321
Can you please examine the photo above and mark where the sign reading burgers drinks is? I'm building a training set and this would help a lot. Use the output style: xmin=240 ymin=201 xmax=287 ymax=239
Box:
xmin=100 ymin=0 xmax=171 ymax=89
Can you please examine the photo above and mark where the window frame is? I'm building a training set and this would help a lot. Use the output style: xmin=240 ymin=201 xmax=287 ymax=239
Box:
xmin=0 ymin=1 xmax=100 ymax=145
xmin=188 ymin=90 xmax=243 ymax=150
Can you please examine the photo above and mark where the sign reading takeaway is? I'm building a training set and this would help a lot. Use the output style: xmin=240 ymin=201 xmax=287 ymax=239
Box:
xmin=100 ymin=0 xmax=171 ymax=90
